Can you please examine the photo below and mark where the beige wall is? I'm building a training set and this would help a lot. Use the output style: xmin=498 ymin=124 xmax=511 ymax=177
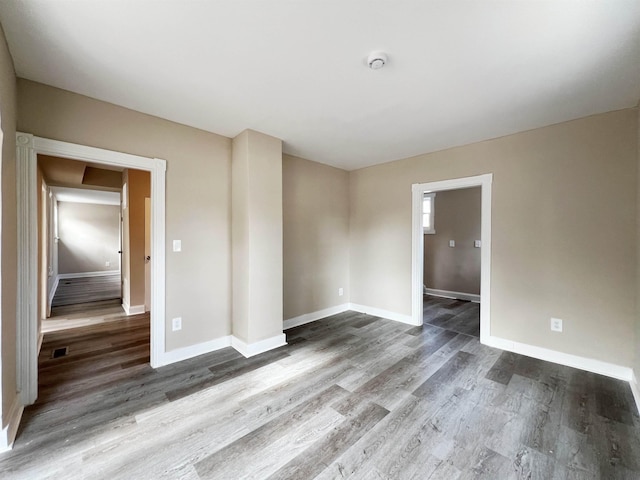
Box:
xmin=57 ymin=202 xmax=120 ymax=274
xmin=232 ymin=130 xmax=283 ymax=343
xmin=0 ymin=22 xmax=16 ymax=429
xmin=636 ymin=104 xmax=640 ymax=379
xmin=350 ymin=109 xmax=637 ymax=367
xmin=17 ymin=79 xmax=232 ymax=351
xmin=424 ymin=187 xmax=481 ymax=295
xmin=283 ymin=154 xmax=350 ymax=319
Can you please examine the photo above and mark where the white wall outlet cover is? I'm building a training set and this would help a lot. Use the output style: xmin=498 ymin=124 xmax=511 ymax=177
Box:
xmin=474 ymin=240 xmax=482 ymax=248
xmin=173 ymin=240 xmax=182 ymax=252
xmin=338 ymin=288 xmax=344 ymax=296
xmin=550 ymin=317 xmax=563 ymax=332
xmin=449 ymin=240 xmax=455 ymax=247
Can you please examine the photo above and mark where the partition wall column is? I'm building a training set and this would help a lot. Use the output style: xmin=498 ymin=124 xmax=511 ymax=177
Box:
xmin=231 ymin=129 xmax=286 ymax=356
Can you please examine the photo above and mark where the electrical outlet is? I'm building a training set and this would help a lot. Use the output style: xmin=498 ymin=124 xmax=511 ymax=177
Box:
xmin=338 ymin=288 xmax=344 ymax=296
xmin=105 ymin=260 xmax=110 ymax=267
xmin=449 ymin=240 xmax=455 ymax=247
xmin=550 ymin=317 xmax=563 ymax=332
xmin=474 ymin=240 xmax=482 ymax=248
xmin=172 ymin=317 xmax=182 ymax=331
xmin=173 ymin=240 xmax=182 ymax=252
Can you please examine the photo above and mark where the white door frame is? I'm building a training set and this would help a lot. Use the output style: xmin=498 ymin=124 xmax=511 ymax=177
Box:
xmin=16 ymin=133 xmax=167 ymax=405
xmin=411 ymin=174 xmax=493 ymax=344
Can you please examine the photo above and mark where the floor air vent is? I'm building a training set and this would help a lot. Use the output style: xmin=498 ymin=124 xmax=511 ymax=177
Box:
xmin=51 ymin=347 xmax=69 ymax=359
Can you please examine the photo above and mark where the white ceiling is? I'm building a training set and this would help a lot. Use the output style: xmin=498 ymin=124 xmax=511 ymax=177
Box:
xmin=1 ymin=1 xmax=639 ymax=170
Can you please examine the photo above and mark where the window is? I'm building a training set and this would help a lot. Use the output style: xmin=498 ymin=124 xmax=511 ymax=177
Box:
xmin=423 ymin=192 xmax=435 ymax=234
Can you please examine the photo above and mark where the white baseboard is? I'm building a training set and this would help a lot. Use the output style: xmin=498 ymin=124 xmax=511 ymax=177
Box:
xmin=424 ymin=288 xmax=480 ymax=303
xmin=156 ymin=335 xmax=232 ymax=367
xmin=58 ymin=270 xmax=120 ymax=279
xmin=631 ymin=370 xmax=640 ymax=416
xmin=283 ymin=303 xmax=350 ymax=330
xmin=48 ymin=275 xmax=59 ymax=311
xmin=231 ymin=334 xmax=287 ymax=358
xmin=348 ymin=303 xmax=418 ymax=326
xmin=122 ymin=301 xmax=145 ymax=315
xmin=0 ymin=396 xmax=24 ymax=452
xmin=484 ymin=335 xmax=633 ymax=381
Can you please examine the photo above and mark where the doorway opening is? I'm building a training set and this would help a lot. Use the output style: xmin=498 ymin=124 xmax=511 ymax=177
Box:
xmin=422 ymin=186 xmax=481 ymax=337
xmin=16 ymin=133 xmax=167 ymax=406
xmin=37 ymin=154 xmax=124 ymax=319
xmin=411 ymin=174 xmax=492 ymax=344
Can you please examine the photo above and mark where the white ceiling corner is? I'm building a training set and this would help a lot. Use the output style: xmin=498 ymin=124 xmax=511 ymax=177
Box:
xmin=1 ymin=1 xmax=639 ymax=170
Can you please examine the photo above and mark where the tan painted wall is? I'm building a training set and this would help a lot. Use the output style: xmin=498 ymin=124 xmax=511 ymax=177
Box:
xmin=37 ymin=166 xmax=49 ymax=325
xmin=350 ymin=109 xmax=638 ymax=367
xmin=283 ymin=154 xmax=350 ymax=319
xmin=57 ymin=202 xmax=120 ymax=274
xmin=636 ymin=104 xmax=640 ymax=379
xmin=232 ymin=130 xmax=283 ymax=343
xmin=0 ymin=22 xmax=17 ymax=429
xmin=17 ymin=79 xmax=232 ymax=351
xmin=121 ymin=171 xmax=131 ymax=308
xmin=424 ymin=187 xmax=481 ymax=295
xmin=127 ymin=169 xmax=150 ymax=307
xmin=231 ymin=131 xmax=250 ymax=342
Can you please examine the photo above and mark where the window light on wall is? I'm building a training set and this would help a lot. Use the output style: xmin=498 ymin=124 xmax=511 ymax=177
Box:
xmin=423 ymin=192 xmax=436 ymax=234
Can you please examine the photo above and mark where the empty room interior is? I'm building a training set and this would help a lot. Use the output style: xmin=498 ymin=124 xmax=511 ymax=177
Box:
xmin=0 ymin=1 xmax=639 ymax=479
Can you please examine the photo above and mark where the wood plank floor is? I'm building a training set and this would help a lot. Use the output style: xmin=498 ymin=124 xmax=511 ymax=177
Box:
xmin=1 ymin=311 xmax=639 ymax=479
xmin=44 ymin=300 xmax=127 ymax=334
xmin=423 ymin=294 xmax=480 ymax=337
xmin=51 ymin=273 xmax=121 ymax=307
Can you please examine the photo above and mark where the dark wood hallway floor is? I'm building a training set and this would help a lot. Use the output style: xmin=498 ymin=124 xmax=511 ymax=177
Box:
xmin=1 ymin=311 xmax=638 ymax=479
xmin=51 ymin=272 xmax=121 ymax=307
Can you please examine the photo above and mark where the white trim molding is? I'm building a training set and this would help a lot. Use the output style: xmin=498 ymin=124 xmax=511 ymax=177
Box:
xmin=631 ymin=371 xmax=640 ymax=416
xmin=48 ymin=275 xmax=59 ymax=312
xmin=57 ymin=271 xmax=120 ymax=279
xmin=231 ymin=334 xmax=287 ymax=358
xmin=157 ymin=336 xmax=232 ymax=367
xmin=424 ymin=288 xmax=480 ymax=303
xmin=485 ymin=335 xmax=633 ymax=382
xmin=0 ymin=397 xmax=24 ymax=452
xmin=16 ymin=133 xmax=38 ymax=405
xmin=348 ymin=303 xmax=417 ymax=326
xmin=283 ymin=304 xmax=350 ymax=330
xmin=412 ymin=174 xmax=493 ymax=344
xmin=122 ymin=301 xmax=145 ymax=316
xmin=16 ymin=134 xmax=168 ymax=411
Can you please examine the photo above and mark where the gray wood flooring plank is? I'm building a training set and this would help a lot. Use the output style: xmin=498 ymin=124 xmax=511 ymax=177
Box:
xmin=3 ymin=306 xmax=640 ymax=480
xmin=194 ymin=384 xmax=351 ymax=479
xmin=266 ymin=401 xmax=389 ymax=480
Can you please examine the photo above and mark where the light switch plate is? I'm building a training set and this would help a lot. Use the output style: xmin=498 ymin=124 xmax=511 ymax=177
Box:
xmin=172 ymin=317 xmax=182 ymax=331
xmin=173 ymin=240 xmax=182 ymax=252
xmin=338 ymin=288 xmax=344 ymax=296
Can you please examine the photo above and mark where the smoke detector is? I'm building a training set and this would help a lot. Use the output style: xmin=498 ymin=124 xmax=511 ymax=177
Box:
xmin=367 ymin=51 xmax=388 ymax=70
